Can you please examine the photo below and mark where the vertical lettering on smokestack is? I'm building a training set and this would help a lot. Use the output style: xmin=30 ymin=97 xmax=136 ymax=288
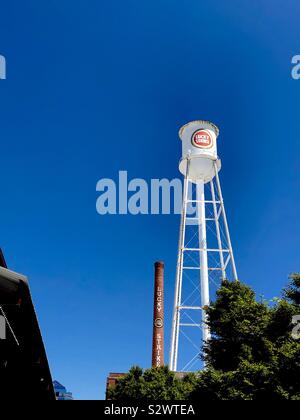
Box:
xmin=152 ymin=261 xmax=164 ymax=367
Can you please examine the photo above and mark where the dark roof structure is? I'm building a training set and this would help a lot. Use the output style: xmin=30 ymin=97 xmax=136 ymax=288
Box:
xmin=0 ymin=253 xmax=55 ymax=400
xmin=0 ymin=248 xmax=7 ymax=268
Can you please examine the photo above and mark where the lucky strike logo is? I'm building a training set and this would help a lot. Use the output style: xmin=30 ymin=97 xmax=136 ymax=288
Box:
xmin=154 ymin=318 xmax=163 ymax=328
xmin=191 ymin=129 xmax=212 ymax=149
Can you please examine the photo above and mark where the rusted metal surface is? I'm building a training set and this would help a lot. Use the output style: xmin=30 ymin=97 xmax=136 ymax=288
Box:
xmin=152 ymin=261 xmax=164 ymax=368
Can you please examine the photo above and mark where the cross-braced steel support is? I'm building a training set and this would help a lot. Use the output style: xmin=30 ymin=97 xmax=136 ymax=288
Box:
xmin=169 ymin=157 xmax=238 ymax=372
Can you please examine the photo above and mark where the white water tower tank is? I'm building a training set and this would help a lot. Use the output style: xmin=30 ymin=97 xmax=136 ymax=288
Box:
xmin=179 ymin=120 xmax=221 ymax=183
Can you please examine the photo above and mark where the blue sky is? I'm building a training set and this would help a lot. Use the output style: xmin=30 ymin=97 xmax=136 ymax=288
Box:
xmin=0 ymin=0 xmax=300 ymax=399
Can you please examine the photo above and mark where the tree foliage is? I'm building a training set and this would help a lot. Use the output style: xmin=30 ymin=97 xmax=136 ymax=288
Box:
xmin=109 ymin=275 xmax=300 ymax=400
xmin=107 ymin=366 xmax=197 ymax=400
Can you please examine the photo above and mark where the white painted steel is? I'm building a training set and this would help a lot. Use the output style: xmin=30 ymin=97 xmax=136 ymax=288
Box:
xmin=210 ymin=180 xmax=226 ymax=280
xmin=213 ymin=161 xmax=238 ymax=281
xmin=179 ymin=120 xmax=221 ymax=183
xmin=169 ymin=159 xmax=190 ymax=372
xmin=196 ymin=180 xmax=210 ymax=343
xmin=169 ymin=120 xmax=238 ymax=372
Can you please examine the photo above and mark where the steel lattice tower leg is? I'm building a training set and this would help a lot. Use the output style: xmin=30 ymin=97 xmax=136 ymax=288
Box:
xmin=169 ymin=158 xmax=238 ymax=372
xmin=196 ymin=179 xmax=211 ymax=344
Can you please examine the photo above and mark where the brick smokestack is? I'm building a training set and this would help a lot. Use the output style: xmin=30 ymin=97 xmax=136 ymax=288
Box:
xmin=152 ymin=261 xmax=164 ymax=367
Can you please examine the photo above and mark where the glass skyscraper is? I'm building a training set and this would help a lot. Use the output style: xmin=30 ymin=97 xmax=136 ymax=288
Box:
xmin=53 ymin=380 xmax=73 ymax=400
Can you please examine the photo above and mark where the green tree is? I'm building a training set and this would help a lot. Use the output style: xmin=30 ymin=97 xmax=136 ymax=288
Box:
xmin=266 ymin=273 xmax=300 ymax=399
xmin=109 ymin=276 xmax=300 ymax=400
xmin=203 ymin=280 xmax=272 ymax=371
xmin=284 ymin=273 xmax=300 ymax=305
xmin=192 ymin=276 xmax=300 ymax=400
xmin=107 ymin=366 xmax=145 ymax=399
xmin=108 ymin=366 xmax=197 ymax=400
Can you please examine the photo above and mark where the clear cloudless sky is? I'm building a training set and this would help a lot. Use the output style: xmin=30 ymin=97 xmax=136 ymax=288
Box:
xmin=0 ymin=0 xmax=300 ymax=399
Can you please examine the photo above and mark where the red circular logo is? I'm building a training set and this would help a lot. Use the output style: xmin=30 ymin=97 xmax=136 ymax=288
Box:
xmin=191 ymin=130 xmax=212 ymax=149
xmin=154 ymin=318 xmax=163 ymax=328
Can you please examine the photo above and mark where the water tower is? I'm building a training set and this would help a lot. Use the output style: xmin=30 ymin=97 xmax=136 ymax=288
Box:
xmin=169 ymin=120 xmax=238 ymax=372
